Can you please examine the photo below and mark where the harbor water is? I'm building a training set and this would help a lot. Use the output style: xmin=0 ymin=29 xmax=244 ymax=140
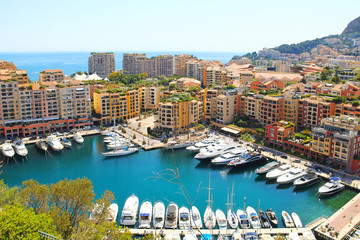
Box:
xmin=0 ymin=135 xmax=357 ymax=228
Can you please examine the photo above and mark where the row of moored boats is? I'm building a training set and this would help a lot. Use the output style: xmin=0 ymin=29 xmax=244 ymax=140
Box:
xmin=100 ymin=131 xmax=140 ymax=157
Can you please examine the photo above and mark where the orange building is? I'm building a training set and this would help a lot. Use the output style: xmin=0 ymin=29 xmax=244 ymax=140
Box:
xmin=250 ymin=79 xmax=285 ymax=91
xmin=265 ymin=121 xmax=295 ymax=145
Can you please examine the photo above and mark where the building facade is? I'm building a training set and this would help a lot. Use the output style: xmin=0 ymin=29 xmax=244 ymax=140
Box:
xmin=88 ymin=52 xmax=115 ymax=79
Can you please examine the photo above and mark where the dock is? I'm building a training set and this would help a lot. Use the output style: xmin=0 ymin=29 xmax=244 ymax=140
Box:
xmin=116 ymin=127 xmax=165 ymax=150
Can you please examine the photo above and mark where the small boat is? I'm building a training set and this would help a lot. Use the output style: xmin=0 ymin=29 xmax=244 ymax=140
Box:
xmin=255 ymin=161 xmax=280 ymax=175
xmin=246 ymin=206 xmax=261 ymax=229
xmin=277 ymin=168 xmax=307 ymax=184
xmin=101 ymin=130 xmax=113 ymax=136
xmin=60 ymin=137 xmax=72 ymax=148
xmin=211 ymin=147 xmax=247 ymax=165
xmin=282 ymin=210 xmax=295 ymax=228
xmin=318 ymin=177 xmax=345 ymax=196
xmin=165 ymin=232 xmax=181 ymax=240
xmin=195 ymin=144 xmax=238 ymax=161
xmin=258 ymin=209 xmax=271 ymax=228
xmin=74 ymin=132 xmax=84 ymax=144
xmin=232 ymin=231 xmax=243 ymax=240
xmin=107 ymin=203 xmax=119 ymax=222
xmin=186 ymin=139 xmax=217 ymax=153
xmin=153 ymin=201 xmax=165 ymax=229
xmin=139 ymin=201 xmax=152 ymax=229
xmin=237 ymin=209 xmax=250 ymax=229
xmin=47 ymin=135 xmax=64 ymax=151
xmin=13 ymin=140 xmax=28 ymax=157
xmin=35 ymin=140 xmax=48 ymax=152
xmin=183 ymin=231 xmax=197 ymax=240
xmin=245 ymin=232 xmax=258 ymax=240
xmin=203 ymin=206 xmax=216 ymax=229
xmin=291 ymin=212 xmax=302 ymax=228
xmin=265 ymin=164 xmax=291 ymax=180
xmin=215 ymin=209 xmax=227 ymax=229
xmin=1 ymin=142 xmax=15 ymax=158
xmin=102 ymin=147 xmax=139 ymax=157
xmin=165 ymin=202 xmax=178 ymax=229
xmin=190 ymin=206 xmax=203 ymax=229
xmin=120 ymin=194 xmax=139 ymax=226
xmin=288 ymin=232 xmax=300 ymax=240
xmin=179 ymin=206 xmax=191 ymax=229
xmin=265 ymin=209 xmax=278 ymax=227
xmin=227 ymin=209 xmax=238 ymax=229
xmin=293 ymin=173 xmax=321 ymax=188
xmin=165 ymin=141 xmax=193 ymax=150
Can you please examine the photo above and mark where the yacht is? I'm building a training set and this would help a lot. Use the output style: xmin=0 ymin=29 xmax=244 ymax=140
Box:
xmin=291 ymin=212 xmax=302 ymax=228
xmin=107 ymin=203 xmax=119 ymax=223
xmin=60 ymin=138 xmax=72 ymax=148
xmin=12 ymin=140 xmax=28 ymax=157
xmin=282 ymin=210 xmax=295 ymax=228
xmin=106 ymin=141 xmax=132 ymax=150
xmin=47 ymin=135 xmax=64 ymax=151
xmin=255 ymin=161 xmax=280 ymax=175
xmin=35 ymin=140 xmax=48 ymax=152
xmin=101 ymin=130 xmax=113 ymax=136
xmin=276 ymin=168 xmax=307 ymax=184
xmin=227 ymin=209 xmax=238 ymax=229
xmin=318 ymin=177 xmax=345 ymax=196
xmin=258 ymin=209 xmax=271 ymax=228
xmin=165 ymin=141 xmax=192 ymax=150
xmin=74 ymin=132 xmax=84 ymax=144
xmin=228 ymin=154 xmax=264 ymax=167
xmin=195 ymin=143 xmax=238 ymax=161
xmin=211 ymin=147 xmax=247 ymax=165
xmin=190 ymin=206 xmax=203 ymax=229
xmin=265 ymin=164 xmax=291 ymax=180
xmin=153 ymin=201 xmax=165 ymax=229
xmin=139 ymin=201 xmax=152 ymax=229
xmin=237 ymin=209 xmax=250 ymax=229
xmin=102 ymin=147 xmax=139 ymax=157
xmin=183 ymin=231 xmax=198 ymax=240
xmin=215 ymin=209 xmax=227 ymax=229
xmin=245 ymin=232 xmax=258 ymax=240
xmin=246 ymin=206 xmax=261 ymax=229
xmin=232 ymin=231 xmax=243 ymax=240
xmin=165 ymin=202 xmax=178 ymax=229
xmin=186 ymin=140 xmax=216 ymax=153
xmin=203 ymin=206 xmax=216 ymax=229
xmin=293 ymin=173 xmax=321 ymax=188
xmin=1 ymin=142 xmax=15 ymax=158
xmin=265 ymin=209 xmax=278 ymax=227
xmin=120 ymin=194 xmax=139 ymax=226
xmin=179 ymin=207 xmax=190 ymax=229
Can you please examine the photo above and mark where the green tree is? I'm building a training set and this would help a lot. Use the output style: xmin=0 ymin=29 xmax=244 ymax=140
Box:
xmin=71 ymin=222 xmax=132 ymax=240
xmin=331 ymin=75 xmax=340 ymax=83
xmin=21 ymin=179 xmax=50 ymax=214
xmin=0 ymin=179 xmax=20 ymax=207
xmin=90 ymin=190 xmax=114 ymax=225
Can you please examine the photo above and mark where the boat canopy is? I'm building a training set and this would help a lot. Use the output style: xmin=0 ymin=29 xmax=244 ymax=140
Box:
xmin=331 ymin=177 xmax=340 ymax=181
xmin=140 ymin=213 xmax=150 ymax=217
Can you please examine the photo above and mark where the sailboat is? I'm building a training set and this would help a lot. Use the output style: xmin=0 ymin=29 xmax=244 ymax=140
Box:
xmin=227 ymin=183 xmax=238 ymax=229
xmin=204 ymin=173 xmax=216 ymax=229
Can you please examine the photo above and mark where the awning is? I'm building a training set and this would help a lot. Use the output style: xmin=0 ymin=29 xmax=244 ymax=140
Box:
xmin=221 ymin=127 xmax=240 ymax=135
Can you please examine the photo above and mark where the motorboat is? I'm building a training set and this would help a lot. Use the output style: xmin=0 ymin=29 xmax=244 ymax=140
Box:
xmin=291 ymin=212 xmax=302 ymax=228
xmin=139 ymin=201 xmax=152 ymax=229
xmin=288 ymin=232 xmax=301 ymax=240
xmin=35 ymin=140 xmax=48 ymax=152
xmin=165 ymin=232 xmax=181 ymax=240
xmin=237 ymin=209 xmax=250 ymax=229
xmin=255 ymin=161 xmax=280 ymax=175
xmin=153 ymin=201 xmax=165 ymax=229
xmin=227 ymin=209 xmax=238 ymax=229
xmin=265 ymin=164 xmax=291 ymax=180
xmin=246 ymin=206 xmax=261 ymax=229
xmin=102 ymin=147 xmax=139 ymax=157
xmin=106 ymin=141 xmax=133 ymax=150
xmin=215 ymin=209 xmax=227 ymax=229
xmin=47 ymin=135 xmax=64 ymax=151
xmin=60 ymin=137 xmax=72 ymax=148
xmin=245 ymin=232 xmax=258 ymax=240
xmin=228 ymin=154 xmax=264 ymax=167
xmin=165 ymin=141 xmax=193 ymax=150
xmin=179 ymin=206 xmax=190 ymax=229
xmin=293 ymin=173 xmax=321 ymax=188
xmin=190 ymin=206 xmax=203 ymax=229
xmin=195 ymin=143 xmax=238 ymax=161
xmin=107 ymin=203 xmax=119 ymax=223
xmin=258 ymin=209 xmax=271 ymax=228
xmin=276 ymin=168 xmax=307 ymax=184
xmin=186 ymin=136 xmax=219 ymax=152
xmin=232 ymin=231 xmax=243 ymax=240
xmin=120 ymin=194 xmax=139 ymax=226
xmin=318 ymin=177 xmax=345 ymax=196
xmin=282 ymin=210 xmax=295 ymax=228
xmin=183 ymin=231 xmax=197 ymax=240
xmin=211 ymin=147 xmax=247 ymax=165
xmin=265 ymin=209 xmax=278 ymax=227
xmin=101 ymin=130 xmax=113 ymax=136
xmin=12 ymin=140 xmax=28 ymax=157
xmin=165 ymin=202 xmax=178 ymax=229
xmin=1 ymin=142 xmax=15 ymax=158
xmin=203 ymin=206 xmax=216 ymax=229
xmin=90 ymin=203 xmax=119 ymax=223
xmin=74 ymin=132 xmax=84 ymax=144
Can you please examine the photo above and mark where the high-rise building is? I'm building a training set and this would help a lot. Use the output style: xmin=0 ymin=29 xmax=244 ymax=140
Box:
xmin=174 ymin=55 xmax=197 ymax=76
xmin=88 ymin=52 xmax=115 ymax=79
xmin=39 ymin=69 xmax=64 ymax=83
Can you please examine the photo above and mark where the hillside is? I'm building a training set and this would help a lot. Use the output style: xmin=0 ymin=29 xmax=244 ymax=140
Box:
xmin=342 ymin=16 xmax=360 ymax=38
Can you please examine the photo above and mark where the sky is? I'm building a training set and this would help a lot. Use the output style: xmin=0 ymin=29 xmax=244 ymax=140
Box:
xmin=0 ymin=0 xmax=359 ymax=53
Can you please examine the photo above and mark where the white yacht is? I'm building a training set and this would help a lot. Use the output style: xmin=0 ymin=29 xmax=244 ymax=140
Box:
xmin=282 ymin=210 xmax=295 ymax=228
xmin=107 ymin=203 xmax=119 ymax=223
xmin=255 ymin=161 xmax=280 ymax=175
xmin=60 ymin=138 xmax=72 ymax=148
xmin=165 ymin=202 xmax=178 ymax=229
xmin=190 ymin=206 xmax=203 ymax=229
xmin=318 ymin=177 xmax=345 ymax=196
xmin=74 ymin=132 xmax=84 ymax=144
xmin=293 ymin=173 xmax=321 ymax=188
xmin=120 ymin=194 xmax=139 ymax=226
xmin=183 ymin=231 xmax=198 ymax=240
xmin=139 ymin=201 xmax=153 ymax=229
xmin=211 ymin=147 xmax=247 ymax=165
xmin=186 ymin=137 xmax=218 ymax=153
xmin=47 ymin=135 xmax=64 ymax=151
xmin=102 ymin=147 xmax=139 ymax=157
xmin=106 ymin=141 xmax=132 ymax=150
xmin=13 ymin=140 xmax=28 ymax=157
xmin=178 ymin=206 xmax=190 ymax=229
xmin=35 ymin=140 xmax=48 ymax=152
xmin=276 ymin=168 xmax=307 ymax=184
xmin=195 ymin=143 xmax=238 ymax=160
xmin=228 ymin=153 xmax=264 ymax=167
xmin=227 ymin=209 xmax=238 ymax=229
xmin=153 ymin=201 xmax=165 ymax=229
xmin=265 ymin=164 xmax=291 ymax=180
xmin=246 ymin=206 xmax=261 ymax=229
xmin=237 ymin=209 xmax=250 ymax=229
xmin=165 ymin=141 xmax=192 ymax=150
xmin=1 ymin=142 xmax=15 ymax=158
xmin=101 ymin=130 xmax=113 ymax=136
xmin=203 ymin=206 xmax=216 ymax=229
xmin=291 ymin=212 xmax=302 ymax=228
xmin=215 ymin=209 xmax=227 ymax=229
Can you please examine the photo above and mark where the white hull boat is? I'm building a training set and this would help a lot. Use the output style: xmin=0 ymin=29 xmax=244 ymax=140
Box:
xmin=246 ymin=206 xmax=261 ymax=229
xmin=165 ymin=202 xmax=178 ymax=229
xmin=265 ymin=164 xmax=291 ymax=180
xmin=276 ymin=168 xmax=307 ymax=184
xmin=228 ymin=154 xmax=264 ymax=167
xmin=215 ymin=209 xmax=227 ymax=229
xmin=103 ymin=147 xmax=139 ymax=157
xmin=106 ymin=141 xmax=132 ymax=150
xmin=35 ymin=140 xmax=48 ymax=152
xmin=47 ymin=135 xmax=64 ymax=151
xmin=227 ymin=209 xmax=238 ymax=229
xmin=318 ymin=177 xmax=345 ymax=196
xmin=101 ymin=130 xmax=113 ymax=136
xmin=74 ymin=132 xmax=84 ymax=144
xmin=13 ymin=140 xmax=28 ymax=157
xmin=255 ymin=161 xmax=280 ymax=175
xmin=183 ymin=231 xmax=198 ymax=240
xmin=120 ymin=194 xmax=139 ymax=226
xmin=60 ymin=138 xmax=72 ymax=148
xmin=190 ymin=206 xmax=203 ymax=229
xmin=211 ymin=147 xmax=247 ymax=165
xmin=195 ymin=144 xmax=238 ymax=160
xmin=282 ymin=210 xmax=295 ymax=228
xmin=291 ymin=212 xmax=302 ymax=228
xmin=153 ymin=201 xmax=165 ymax=229
xmin=288 ymin=232 xmax=300 ymax=240
xmin=203 ymin=206 xmax=216 ymax=229
xmin=107 ymin=203 xmax=119 ymax=223
xmin=1 ymin=142 xmax=15 ymax=158
xmin=179 ymin=206 xmax=190 ymax=230
xmin=302 ymin=228 xmax=316 ymax=240
xmin=237 ymin=209 xmax=250 ymax=229
xmin=139 ymin=201 xmax=153 ymax=229
xmin=293 ymin=173 xmax=321 ymax=188
xmin=165 ymin=141 xmax=192 ymax=150
xmin=165 ymin=232 xmax=181 ymax=240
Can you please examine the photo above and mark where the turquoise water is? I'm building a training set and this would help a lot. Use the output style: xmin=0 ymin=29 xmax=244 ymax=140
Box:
xmin=0 ymin=135 xmax=357 ymax=228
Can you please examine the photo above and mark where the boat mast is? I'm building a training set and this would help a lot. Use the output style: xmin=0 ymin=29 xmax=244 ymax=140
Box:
xmin=113 ymin=107 xmax=116 ymax=132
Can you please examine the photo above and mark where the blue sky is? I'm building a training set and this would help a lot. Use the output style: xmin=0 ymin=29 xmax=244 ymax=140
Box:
xmin=1 ymin=0 xmax=359 ymax=52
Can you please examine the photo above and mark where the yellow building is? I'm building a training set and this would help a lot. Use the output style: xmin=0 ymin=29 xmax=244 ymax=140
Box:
xmin=140 ymin=86 xmax=161 ymax=111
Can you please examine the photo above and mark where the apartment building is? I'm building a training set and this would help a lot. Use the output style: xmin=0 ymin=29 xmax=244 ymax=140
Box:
xmin=266 ymin=121 xmax=295 ymax=145
xmin=200 ymin=89 xmax=218 ymax=123
xmin=38 ymin=69 xmax=64 ymax=83
xmin=250 ymin=79 xmax=285 ymax=91
xmin=0 ymin=69 xmax=29 ymax=84
xmin=0 ymin=60 xmax=17 ymax=70
xmin=58 ymin=85 xmax=91 ymax=120
xmin=240 ymin=94 xmax=263 ymax=120
xmin=170 ymin=77 xmax=201 ymax=90
xmin=216 ymin=94 xmax=237 ymax=124
xmin=174 ymin=55 xmax=197 ymax=76
xmin=140 ymin=86 xmax=161 ymax=111
xmin=283 ymin=93 xmax=300 ymax=128
xmin=185 ymin=59 xmax=200 ymax=79
xmin=199 ymin=65 xmax=227 ymax=87
xmin=88 ymin=52 xmax=115 ymax=79
xmin=260 ymin=96 xmax=284 ymax=126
